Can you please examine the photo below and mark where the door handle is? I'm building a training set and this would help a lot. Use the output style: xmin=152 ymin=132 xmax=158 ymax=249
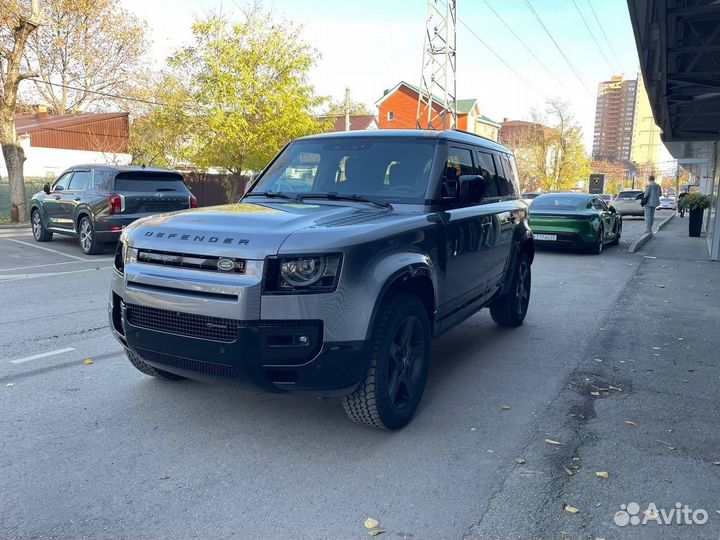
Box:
xmin=74 ymin=197 xmax=81 ymax=201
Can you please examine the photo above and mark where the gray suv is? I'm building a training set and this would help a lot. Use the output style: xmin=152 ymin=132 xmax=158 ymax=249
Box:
xmin=110 ymin=130 xmax=534 ymax=429
xmin=30 ymin=165 xmax=195 ymax=254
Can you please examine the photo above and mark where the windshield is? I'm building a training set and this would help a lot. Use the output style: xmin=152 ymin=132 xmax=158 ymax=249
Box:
xmin=249 ymin=138 xmax=436 ymax=204
xmin=531 ymin=195 xmax=586 ymax=210
xmin=616 ymin=190 xmax=643 ymax=200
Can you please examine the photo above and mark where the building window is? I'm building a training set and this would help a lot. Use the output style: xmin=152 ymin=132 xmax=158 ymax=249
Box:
xmin=387 ymin=111 xmax=394 ymax=121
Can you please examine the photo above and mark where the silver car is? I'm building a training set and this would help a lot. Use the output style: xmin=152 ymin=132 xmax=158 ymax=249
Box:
xmin=612 ymin=189 xmax=644 ymax=216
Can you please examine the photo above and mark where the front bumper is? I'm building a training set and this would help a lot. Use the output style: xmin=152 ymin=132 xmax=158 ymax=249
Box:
xmin=109 ymin=291 xmax=368 ymax=394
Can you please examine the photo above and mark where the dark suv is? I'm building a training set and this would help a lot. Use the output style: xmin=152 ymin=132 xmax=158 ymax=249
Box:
xmin=30 ymin=165 xmax=196 ymax=254
xmin=110 ymin=130 xmax=534 ymax=429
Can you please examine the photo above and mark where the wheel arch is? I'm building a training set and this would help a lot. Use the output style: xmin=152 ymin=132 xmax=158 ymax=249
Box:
xmin=75 ymin=208 xmax=93 ymax=232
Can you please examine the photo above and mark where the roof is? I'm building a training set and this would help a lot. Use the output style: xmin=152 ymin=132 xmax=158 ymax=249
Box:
xmin=376 ymin=80 xmax=448 ymax=108
xmin=60 ymin=164 xmax=181 ymax=175
xmin=319 ymin=114 xmax=377 ymax=132
xmin=455 ymin=99 xmax=477 ymax=114
xmin=478 ymin=114 xmax=500 ymax=127
xmin=15 ymin=112 xmax=128 ymax=136
xmin=297 ymin=128 xmax=510 ymax=153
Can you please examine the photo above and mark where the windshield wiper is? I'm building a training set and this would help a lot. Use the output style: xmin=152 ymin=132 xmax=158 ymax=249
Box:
xmin=298 ymin=192 xmax=393 ymax=210
xmin=245 ymin=191 xmax=300 ymax=202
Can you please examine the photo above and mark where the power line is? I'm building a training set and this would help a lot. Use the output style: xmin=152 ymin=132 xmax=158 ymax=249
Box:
xmin=570 ymin=0 xmax=614 ymax=73
xmin=480 ymin=0 xmax=565 ymax=88
xmin=456 ymin=17 xmax=549 ymax=101
xmin=28 ymin=79 xmax=166 ymax=107
xmin=522 ymin=0 xmax=593 ymax=96
xmin=585 ymin=0 xmax=622 ymax=72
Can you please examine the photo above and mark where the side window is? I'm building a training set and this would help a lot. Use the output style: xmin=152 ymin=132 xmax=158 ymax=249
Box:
xmin=495 ymin=154 xmax=513 ymax=197
xmin=68 ymin=170 xmax=91 ymax=191
xmin=476 ymin=151 xmax=500 ymax=199
xmin=92 ymin=170 xmax=114 ymax=190
xmin=443 ymin=147 xmax=475 ymax=181
xmin=53 ymin=172 xmax=72 ymax=191
xmin=506 ymin=154 xmax=521 ymax=197
xmin=592 ymin=197 xmax=608 ymax=211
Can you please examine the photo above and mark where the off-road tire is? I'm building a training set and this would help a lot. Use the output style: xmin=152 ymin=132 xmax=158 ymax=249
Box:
xmin=490 ymin=252 xmax=531 ymax=327
xmin=31 ymin=209 xmax=53 ymax=242
xmin=78 ymin=215 xmax=103 ymax=255
xmin=125 ymin=348 xmax=185 ymax=380
xmin=342 ymin=293 xmax=431 ymax=430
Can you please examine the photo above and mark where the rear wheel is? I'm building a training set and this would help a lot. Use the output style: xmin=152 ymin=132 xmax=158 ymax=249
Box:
xmin=125 ymin=348 xmax=185 ymax=380
xmin=490 ymin=252 xmax=531 ymax=327
xmin=609 ymin=220 xmax=622 ymax=246
xmin=588 ymin=225 xmax=604 ymax=254
xmin=78 ymin=216 xmax=103 ymax=255
xmin=31 ymin=209 xmax=53 ymax=242
xmin=342 ymin=293 xmax=431 ymax=430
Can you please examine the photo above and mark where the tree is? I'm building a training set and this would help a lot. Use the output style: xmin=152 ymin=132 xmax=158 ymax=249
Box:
xmin=133 ymin=6 xmax=328 ymax=201
xmin=1 ymin=0 xmax=40 ymax=223
xmin=322 ymin=98 xmax=372 ymax=117
xmin=23 ymin=0 xmax=148 ymax=113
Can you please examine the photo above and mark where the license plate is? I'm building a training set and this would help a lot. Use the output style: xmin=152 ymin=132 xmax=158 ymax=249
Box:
xmin=533 ymin=234 xmax=557 ymax=241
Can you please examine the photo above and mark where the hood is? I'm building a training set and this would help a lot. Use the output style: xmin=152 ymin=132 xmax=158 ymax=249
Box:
xmin=123 ymin=201 xmax=391 ymax=259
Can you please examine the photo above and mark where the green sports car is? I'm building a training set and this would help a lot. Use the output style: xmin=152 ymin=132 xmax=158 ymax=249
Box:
xmin=528 ymin=192 xmax=622 ymax=254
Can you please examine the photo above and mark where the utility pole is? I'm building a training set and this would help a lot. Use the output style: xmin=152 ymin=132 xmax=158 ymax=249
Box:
xmin=417 ymin=0 xmax=457 ymax=130
xmin=344 ymin=87 xmax=351 ymax=132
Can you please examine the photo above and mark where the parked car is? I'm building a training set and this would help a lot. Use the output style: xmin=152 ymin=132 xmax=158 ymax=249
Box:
xmin=30 ymin=165 xmax=196 ymax=254
xmin=599 ymin=193 xmax=614 ymax=205
xmin=528 ymin=192 xmax=622 ymax=254
xmin=110 ymin=129 xmax=535 ymax=430
xmin=611 ymin=189 xmax=645 ymax=217
xmin=657 ymin=196 xmax=677 ymax=210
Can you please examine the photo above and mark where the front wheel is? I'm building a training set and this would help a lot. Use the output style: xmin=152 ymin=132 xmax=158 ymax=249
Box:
xmin=490 ymin=252 xmax=531 ymax=327
xmin=342 ymin=293 xmax=431 ymax=430
xmin=31 ymin=209 xmax=53 ymax=242
xmin=78 ymin=216 xmax=103 ymax=255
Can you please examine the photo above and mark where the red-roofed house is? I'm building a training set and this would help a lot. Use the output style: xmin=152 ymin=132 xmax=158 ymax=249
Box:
xmin=320 ymin=114 xmax=378 ymax=132
xmin=1 ymin=106 xmax=131 ymax=178
xmin=375 ymin=81 xmax=500 ymax=141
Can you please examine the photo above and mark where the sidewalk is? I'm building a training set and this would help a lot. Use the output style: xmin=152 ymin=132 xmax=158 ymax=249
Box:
xmin=468 ymin=212 xmax=719 ymax=539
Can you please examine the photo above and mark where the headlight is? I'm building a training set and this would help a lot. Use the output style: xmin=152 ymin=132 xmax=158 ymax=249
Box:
xmin=265 ymin=254 xmax=342 ymax=294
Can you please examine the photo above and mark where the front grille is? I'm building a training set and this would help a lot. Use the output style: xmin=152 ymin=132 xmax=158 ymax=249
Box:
xmin=137 ymin=348 xmax=234 ymax=377
xmin=136 ymin=248 xmax=245 ymax=274
xmin=125 ymin=304 xmax=239 ymax=342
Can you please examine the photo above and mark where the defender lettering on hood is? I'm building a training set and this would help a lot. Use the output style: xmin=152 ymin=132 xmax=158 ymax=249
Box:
xmin=142 ymin=231 xmax=250 ymax=245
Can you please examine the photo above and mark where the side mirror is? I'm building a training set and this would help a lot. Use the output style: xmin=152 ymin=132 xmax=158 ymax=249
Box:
xmin=458 ymin=174 xmax=484 ymax=201
xmin=43 ymin=183 xmax=51 ymax=195
xmin=609 ymin=205 xmax=617 ymax=214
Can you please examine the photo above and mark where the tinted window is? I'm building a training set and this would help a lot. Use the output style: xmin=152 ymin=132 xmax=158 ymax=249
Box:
xmin=92 ymin=170 xmax=114 ymax=190
xmin=53 ymin=172 xmax=72 ymax=191
xmin=114 ymin=172 xmax=188 ymax=192
xmin=68 ymin=170 xmax=91 ymax=191
xmin=502 ymin=154 xmax=520 ymax=197
xmin=476 ymin=151 xmax=499 ymax=198
xmin=444 ymin=147 xmax=475 ymax=180
xmin=252 ymin=138 xmax=435 ymax=203
xmin=495 ymin=154 xmax=513 ymax=197
xmin=592 ymin=197 xmax=608 ymax=210
xmin=531 ymin=195 xmax=587 ymax=210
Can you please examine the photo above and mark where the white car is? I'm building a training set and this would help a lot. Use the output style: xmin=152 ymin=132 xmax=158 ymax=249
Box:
xmin=658 ymin=196 xmax=677 ymax=210
xmin=612 ymin=189 xmax=644 ymax=216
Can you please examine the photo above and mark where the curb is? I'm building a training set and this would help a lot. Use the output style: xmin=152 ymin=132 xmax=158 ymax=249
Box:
xmin=0 ymin=223 xmax=30 ymax=230
xmin=627 ymin=212 xmax=676 ymax=254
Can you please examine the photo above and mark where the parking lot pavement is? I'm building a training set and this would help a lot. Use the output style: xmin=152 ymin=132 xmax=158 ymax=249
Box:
xmin=2 ymin=224 xmax=715 ymax=539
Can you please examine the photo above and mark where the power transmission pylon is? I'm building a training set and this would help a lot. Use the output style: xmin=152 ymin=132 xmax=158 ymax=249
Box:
xmin=416 ymin=0 xmax=457 ymax=130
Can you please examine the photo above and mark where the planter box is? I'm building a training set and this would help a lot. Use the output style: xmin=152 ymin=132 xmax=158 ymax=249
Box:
xmin=689 ymin=208 xmax=704 ymax=237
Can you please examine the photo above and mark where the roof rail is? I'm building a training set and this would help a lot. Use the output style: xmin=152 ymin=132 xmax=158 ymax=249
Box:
xmin=450 ymin=128 xmax=496 ymax=144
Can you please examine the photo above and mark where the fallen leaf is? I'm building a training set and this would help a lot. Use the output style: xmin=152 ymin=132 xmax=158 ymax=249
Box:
xmin=364 ymin=518 xmax=379 ymax=529
xmin=595 ymin=471 xmax=609 ymax=479
xmin=515 ymin=458 xmax=526 ymax=464
xmin=368 ymin=530 xmax=385 ymax=537
xmin=83 ymin=358 xmax=94 ymax=365
xmin=645 ymin=509 xmax=658 ymax=519
xmin=626 ymin=421 xmax=638 ymax=427
xmin=563 ymin=504 xmax=580 ymax=514
xmin=501 ymin=405 xmax=512 ymax=411
xmin=544 ymin=439 xmax=565 ymax=447
xmin=563 ymin=466 xmax=574 ymax=476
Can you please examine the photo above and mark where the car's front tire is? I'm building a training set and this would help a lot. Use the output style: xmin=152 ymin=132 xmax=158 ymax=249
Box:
xmin=342 ymin=293 xmax=431 ymax=430
xmin=31 ymin=209 xmax=53 ymax=242
xmin=78 ymin=215 xmax=103 ymax=255
xmin=125 ymin=348 xmax=185 ymax=380
xmin=490 ymin=252 xmax=531 ymax=327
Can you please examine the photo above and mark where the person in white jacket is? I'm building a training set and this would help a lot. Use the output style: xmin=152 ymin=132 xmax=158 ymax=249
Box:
xmin=643 ymin=175 xmax=662 ymax=233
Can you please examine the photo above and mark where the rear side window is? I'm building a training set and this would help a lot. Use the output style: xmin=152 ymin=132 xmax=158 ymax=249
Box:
xmin=476 ymin=151 xmax=499 ymax=198
xmin=495 ymin=154 xmax=515 ymax=197
xmin=114 ymin=172 xmax=188 ymax=192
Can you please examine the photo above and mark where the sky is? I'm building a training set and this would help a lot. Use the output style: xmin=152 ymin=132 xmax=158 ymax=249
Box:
xmin=120 ymin=0 xmax=651 ymax=155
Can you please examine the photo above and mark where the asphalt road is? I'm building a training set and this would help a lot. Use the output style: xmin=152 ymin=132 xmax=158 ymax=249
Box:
xmin=4 ymin=212 xmax=714 ymax=540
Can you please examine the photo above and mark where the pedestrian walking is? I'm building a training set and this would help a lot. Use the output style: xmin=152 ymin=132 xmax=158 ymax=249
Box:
xmin=641 ymin=175 xmax=662 ymax=233
xmin=677 ymin=190 xmax=687 ymax=218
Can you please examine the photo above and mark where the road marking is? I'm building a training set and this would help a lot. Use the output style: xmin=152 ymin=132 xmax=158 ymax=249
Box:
xmin=0 ymin=266 xmax=113 ymax=282
xmin=0 ymin=258 xmax=113 ymax=273
xmin=2 ymin=238 xmax=87 ymax=261
xmin=9 ymin=347 xmax=76 ymax=364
